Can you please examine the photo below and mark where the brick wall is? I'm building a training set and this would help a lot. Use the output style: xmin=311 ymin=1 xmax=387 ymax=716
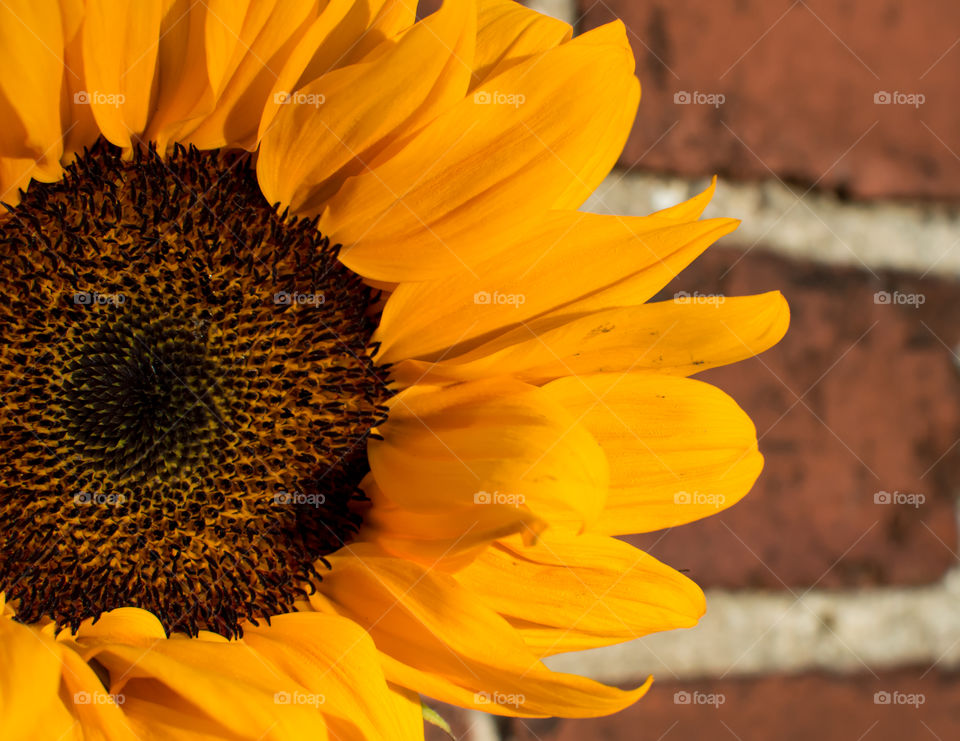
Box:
xmin=425 ymin=1 xmax=960 ymax=739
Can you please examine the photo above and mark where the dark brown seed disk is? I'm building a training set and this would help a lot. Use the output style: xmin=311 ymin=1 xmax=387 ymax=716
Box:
xmin=0 ymin=140 xmax=390 ymax=638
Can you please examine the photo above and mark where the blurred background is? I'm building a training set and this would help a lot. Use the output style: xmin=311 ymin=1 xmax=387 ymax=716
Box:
xmin=424 ymin=0 xmax=960 ymax=738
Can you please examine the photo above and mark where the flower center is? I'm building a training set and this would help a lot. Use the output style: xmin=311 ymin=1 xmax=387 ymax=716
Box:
xmin=0 ymin=142 xmax=389 ymax=637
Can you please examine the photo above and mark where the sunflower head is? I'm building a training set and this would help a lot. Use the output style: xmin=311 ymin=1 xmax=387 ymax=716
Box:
xmin=0 ymin=141 xmax=389 ymax=637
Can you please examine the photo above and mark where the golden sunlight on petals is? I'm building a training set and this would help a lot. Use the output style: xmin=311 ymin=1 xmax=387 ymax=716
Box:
xmin=311 ymin=543 xmax=652 ymax=718
xmin=375 ymin=212 xmax=738 ymax=364
xmin=360 ymin=477 xmax=545 ymax=571
xmin=182 ymin=0 xmax=318 ymax=150
xmin=81 ymin=0 xmax=163 ymax=148
xmin=543 ymin=373 xmax=764 ymax=534
xmin=388 ymin=291 xmax=789 ymax=386
xmin=86 ymin=637 xmax=332 ymax=739
xmin=244 ymin=613 xmax=421 ymax=741
xmin=59 ymin=0 xmax=101 ymax=162
xmin=456 ymin=532 xmax=704 ymax=656
xmin=258 ymin=0 xmax=476 ymax=214
xmin=0 ymin=617 xmax=77 ymax=738
xmin=471 ymin=0 xmax=571 ymax=87
xmin=322 ymin=21 xmax=638 ymax=283
xmin=0 ymin=0 xmax=65 ymax=169
xmin=369 ymin=378 xmax=608 ymax=533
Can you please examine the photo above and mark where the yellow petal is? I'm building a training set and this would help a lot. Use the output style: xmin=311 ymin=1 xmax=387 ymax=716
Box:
xmin=375 ymin=208 xmax=738 ymax=364
xmin=82 ymin=0 xmax=164 ymax=148
xmin=471 ymin=0 xmax=571 ymax=86
xmin=258 ymin=0 xmax=476 ymax=214
xmin=456 ymin=532 xmax=704 ymax=656
xmin=279 ymin=0 xmax=418 ymax=101
xmin=543 ymin=373 xmax=764 ymax=534
xmin=0 ymin=0 xmax=65 ymax=168
xmin=244 ymin=613 xmax=415 ymax=741
xmin=69 ymin=606 xmax=167 ymax=647
xmin=0 ymin=157 xmax=45 ymax=205
xmin=60 ymin=0 xmax=101 ymax=162
xmin=86 ymin=636 xmax=330 ymax=739
xmin=183 ymin=0 xmax=318 ymax=150
xmin=312 ymin=543 xmax=651 ymax=718
xmin=59 ymin=648 xmax=141 ymax=740
xmin=389 ymin=291 xmax=789 ymax=385
xmin=143 ymin=0 xmax=218 ymax=152
xmin=256 ymin=0 xmax=420 ymax=144
xmin=387 ymin=683 xmax=426 ymax=741
xmin=324 ymin=21 xmax=639 ymax=283
xmin=0 ymin=617 xmax=76 ymax=738
xmin=369 ymin=378 xmax=607 ymax=532
xmin=360 ymin=476 xmax=545 ymax=570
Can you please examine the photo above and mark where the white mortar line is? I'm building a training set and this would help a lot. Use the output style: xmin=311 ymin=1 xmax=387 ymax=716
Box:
xmin=465 ymin=710 xmax=502 ymax=741
xmin=585 ymin=172 xmax=960 ymax=279
xmin=525 ymin=0 xmax=578 ymax=27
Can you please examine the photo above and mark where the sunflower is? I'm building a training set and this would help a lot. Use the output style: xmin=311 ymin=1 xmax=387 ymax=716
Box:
xmin=0 ymin=0 xmax=788 ymax=739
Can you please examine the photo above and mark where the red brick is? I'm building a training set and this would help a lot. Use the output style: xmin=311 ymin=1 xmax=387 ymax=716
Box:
xmin=579 ymin=0 xmax=960 ymax=201
xmin=417 ymin=0 xmax=442 ymax=18
xmin=623 ymin=247 xmax=960 ymax=589
xmin=511 ymin=669 xmax=960 ymax=741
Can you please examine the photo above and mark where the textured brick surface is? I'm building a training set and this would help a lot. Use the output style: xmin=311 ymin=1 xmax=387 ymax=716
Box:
xmin=510 ymin=669 xmax=960 ymax=741
xmin=579 ymin=0 xmax=960 ymax=201
xmin=622 ymin=246 xmax=960 ymax=589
